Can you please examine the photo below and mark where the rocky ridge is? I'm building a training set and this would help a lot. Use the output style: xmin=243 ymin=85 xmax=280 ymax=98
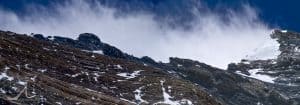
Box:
xmin=30 ymin=30 xmax=300 ymax=105
xmin=0 ymin=29 xmax=300 ymax=105
xmin=0 ymin=31 xmax=220 ymax=105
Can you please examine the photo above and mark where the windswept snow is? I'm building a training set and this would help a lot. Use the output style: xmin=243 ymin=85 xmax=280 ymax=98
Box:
xmin=117 ymin=70 xmax=143 ymax=79
xmin=235 ymin=69 xmax=277 ymax=83
xmin=245 ymin=34 xmax=280 ymax=60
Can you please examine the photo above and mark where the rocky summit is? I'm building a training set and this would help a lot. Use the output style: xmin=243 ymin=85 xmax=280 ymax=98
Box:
xmin=0 ymin=30 xmax=300 ymax=105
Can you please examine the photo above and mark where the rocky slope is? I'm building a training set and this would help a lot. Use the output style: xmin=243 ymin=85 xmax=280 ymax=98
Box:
xmin=1 ymin=29 xmax=300 ymax=105
xmin=30 ymin=30 xmax=300 ymax=105
xmin=0 ymin=31 xmax=220 ymax=105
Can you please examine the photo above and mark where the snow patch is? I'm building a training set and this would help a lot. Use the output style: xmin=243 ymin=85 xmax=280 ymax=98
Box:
xmin=294 ymin=47 xmax=300 ymax=52
xmin=71 ymin=73 xmax=81 ymax=77
xmin=85 ymin=88 xmax=99 ymax=93
xmin=115 ymin=65 xmax=123 ymax=69
xmin=30 ymin=76 xmax=37 ymax=82
xmin=177 ymin=64 xmax=183 ymax=67
xmin=40 ymin=95 xmax=47 ymax=103
xmin=195 ymin=65 xmax=201 ymax=67
xmin=24 ymin=64 xmax=31 ymax=69
xmin=117 ymin=70 xmax=143 ymax=79
xmin=0 ymin=72 xmax=14 ymax=81
xmin=93 ymin=72 xmax=100 ymax=82
xmin=4 ymin=66 xmax=10 ymax=70
xmin=48 ymin=36 xmax=55 ymax=40
xmin=120 ymin=98 xmax=137 ymax=104
xmin=37 ymin=69 xmax=47 ymax=73
xmin=43 ymin=47 xmax=50 ymax=51
xmin=134 ymin=86 xmax=149 ymax=104
xmin=257 ymin=102 xmax=263 ymax=105
xmin=55 ymin=102 xmax=62 ymax=105
xmin=0 ymin=88 xmax=6 ymax=94
xmin=235 ymin=69 xmax=277 ymax=83
xmin=17 ymin=80 xmax=27 ymax=85
xmin=11 ymin=87 xmax=17 ymax=91
xmin=179 ymin=99 xmax=193 ymax=105
xmin=241 ymin=60 xmax=251 ymax=64
xmin=154 ymin=80 xmax=194 ymax=105
xmin=93 ymin=50 xmax=103 ymax=54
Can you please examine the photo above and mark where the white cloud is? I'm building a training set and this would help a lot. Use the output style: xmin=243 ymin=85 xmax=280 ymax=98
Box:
xmin=0 ymin=1 xmax=275 ymax=69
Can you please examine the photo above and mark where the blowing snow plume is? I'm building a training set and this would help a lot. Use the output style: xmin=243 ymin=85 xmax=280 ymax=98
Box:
xmin=0 ymin=0 xmax=279 ymax=69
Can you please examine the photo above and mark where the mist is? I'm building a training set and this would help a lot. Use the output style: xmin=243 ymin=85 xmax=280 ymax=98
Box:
xmin=0 ymin=1 xmax=277 ymax=69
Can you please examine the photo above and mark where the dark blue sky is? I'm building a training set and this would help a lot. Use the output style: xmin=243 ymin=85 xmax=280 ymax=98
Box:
xmin=205 ymin=0 xmax=300 ymax=32
xmin=0 ymin=0 xmax=299 ymax=31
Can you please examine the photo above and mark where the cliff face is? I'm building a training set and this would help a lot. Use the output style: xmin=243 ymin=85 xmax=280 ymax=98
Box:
xmin=0 ymin=31 xmax=220 ymax=105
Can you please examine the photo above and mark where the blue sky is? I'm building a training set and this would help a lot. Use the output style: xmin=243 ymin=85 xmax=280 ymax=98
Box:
xmin=205 ymin=0 xmax=300 ymax=31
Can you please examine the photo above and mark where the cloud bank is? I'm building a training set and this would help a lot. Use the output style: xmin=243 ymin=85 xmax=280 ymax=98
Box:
xmin=0 ymin=1 xmax=276 ymax=69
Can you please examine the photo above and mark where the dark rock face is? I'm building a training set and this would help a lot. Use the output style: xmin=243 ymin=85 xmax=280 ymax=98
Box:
xmin=32 ymin=34 xmax=46 ymax=40
xmin=0 ymin=31 xmax=221 ymax=105
xmin=274 ymin=30 xmax=300 ymax=65
xmin=102 ymin=43 xmax=127 ymax=59
xmin=34 ymin=33 xmax=103 ymax=51
xmin=77 ymin=33 xmax=103 ymax=50
xmin=141 ymin=56 xmax=157 ymax=65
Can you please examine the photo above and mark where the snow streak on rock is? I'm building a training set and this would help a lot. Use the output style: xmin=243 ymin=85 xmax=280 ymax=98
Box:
xmin=235 ymin=69 xmax=277 ymax=83
xmin=117 ymin=70 xmax=143 ymax=79
xmin=154 ymin=80 xmax=194 ymax=105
